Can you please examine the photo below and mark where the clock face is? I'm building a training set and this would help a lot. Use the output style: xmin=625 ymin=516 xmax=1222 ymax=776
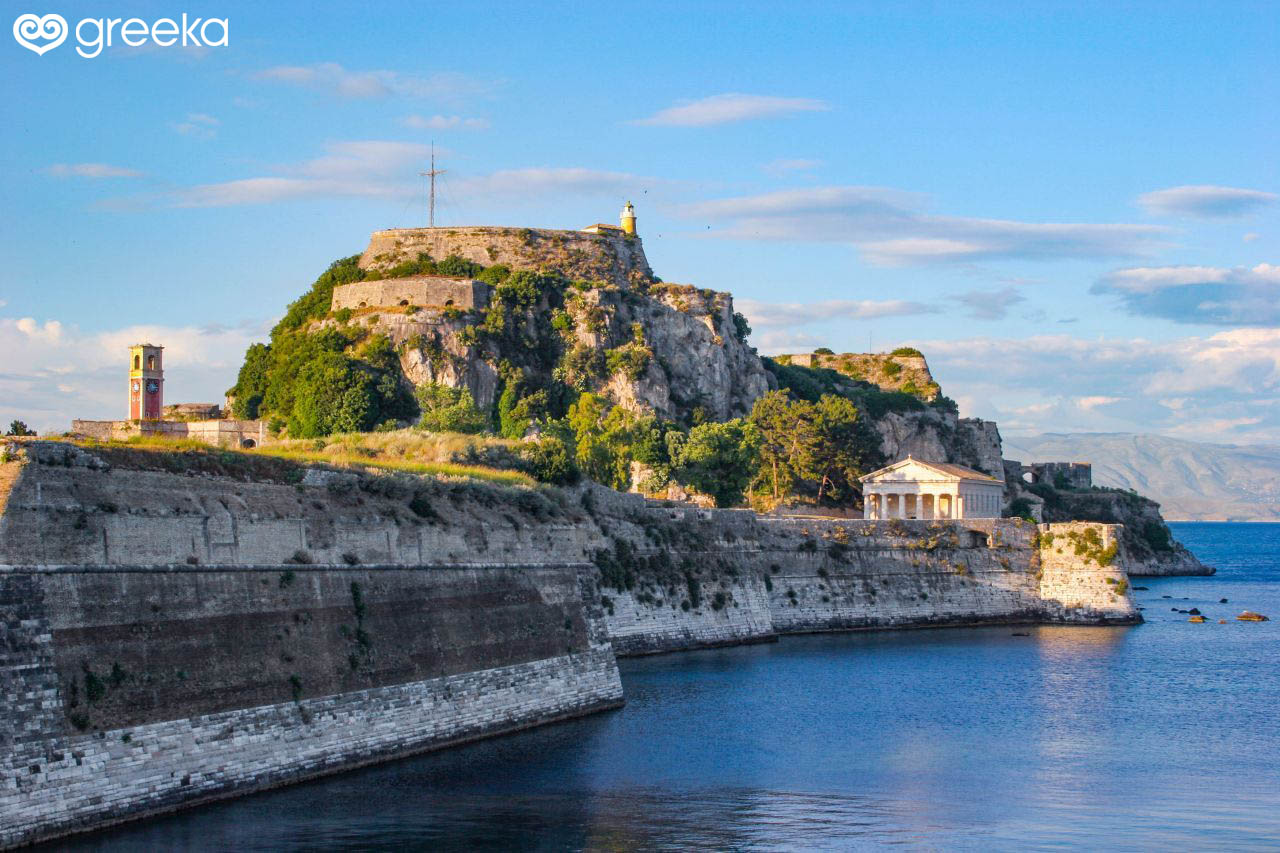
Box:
xmin=146 ymin=380 xmax=159 ymax=393
xmin=132 ymin=381 xmax=140 ymax=392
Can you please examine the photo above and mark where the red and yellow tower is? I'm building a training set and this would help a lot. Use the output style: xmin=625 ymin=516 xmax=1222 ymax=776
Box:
xmin=128 ymin=344 xmax=164 ymax=420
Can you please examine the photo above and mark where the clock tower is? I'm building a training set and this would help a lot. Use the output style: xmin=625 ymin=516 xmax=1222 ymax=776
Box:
xmin=128 ymin=344 xmax=164 ymax=420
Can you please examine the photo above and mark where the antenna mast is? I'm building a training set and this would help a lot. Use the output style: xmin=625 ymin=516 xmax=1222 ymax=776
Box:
xmin=418 ymin=143 xmax=446 ymax=227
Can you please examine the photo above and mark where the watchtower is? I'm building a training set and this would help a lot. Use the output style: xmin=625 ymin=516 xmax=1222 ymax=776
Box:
xmin=620 ymin=201 xmax=637 ymax=236
xmin=128 ymin=344 xmax=164 ymax=420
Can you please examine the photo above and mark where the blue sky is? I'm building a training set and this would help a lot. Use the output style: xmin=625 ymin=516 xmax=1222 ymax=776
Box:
xmin=2 ymin=0 xmax=1277 ymax=441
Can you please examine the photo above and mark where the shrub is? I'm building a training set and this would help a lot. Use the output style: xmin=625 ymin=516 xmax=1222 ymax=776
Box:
xmin=891 ymin=346 xmax=923 ymax=357
xmin=814 ymin=347 xmax=834 ymax=355
xmin=416 ymin=383 xmax=487 ymax=434
xmin=520 ymin=436 xmax=580 ymax=485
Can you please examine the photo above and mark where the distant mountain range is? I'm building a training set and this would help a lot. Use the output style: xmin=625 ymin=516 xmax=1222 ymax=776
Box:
xmin=1004 ymin=433 xmax=1280 ymax=522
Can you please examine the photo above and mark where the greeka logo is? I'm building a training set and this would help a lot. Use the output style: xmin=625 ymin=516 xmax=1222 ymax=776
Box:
xmin=12 ymin=12 xmax=229 ymax=58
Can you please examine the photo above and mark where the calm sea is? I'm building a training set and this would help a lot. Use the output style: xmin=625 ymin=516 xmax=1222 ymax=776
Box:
xmin=59 ymin=522 xmax=1280 ymax=851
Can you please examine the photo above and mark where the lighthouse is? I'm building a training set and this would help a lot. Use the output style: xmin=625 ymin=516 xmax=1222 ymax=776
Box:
xmin=620 ymin=201 xmax=637 ymax=236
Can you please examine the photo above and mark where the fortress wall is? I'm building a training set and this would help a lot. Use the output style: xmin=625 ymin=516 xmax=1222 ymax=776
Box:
xmin=0 ymin=565 xmax=621 ymax=850
xmin=591 ymin=502 xmax=1140 ymax=655
xmin=1037 ymin=522 xmax=1141 ymax=619
xmin=331 ymin=277 xmax=489 ymax=312
xmin=0 ymin=446 xmax=1138 ymax=844
xmin=359 ymin=227 xmax=653 ymax=287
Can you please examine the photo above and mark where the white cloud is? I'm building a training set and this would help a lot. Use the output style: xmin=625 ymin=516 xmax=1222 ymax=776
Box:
xmin=1092 ymin=262 xmax=1280 ymax=325
xmin=1137 ymin=185 xmax=1278 ymax=218
xmin=254 ymin=63 xmax=495 ymax=100
xmin=1244 ymin=232 xmax=1261 ymax=242
xmin=159 ymin=144 xmax=647 ymax=209
xmin=47 ymin=163 xmax=143 ymax=179
xmin=634 ymin=94 xmax=830 ymax=127
xmin=172 ymin=112 xmax=219 ymax=138
xmin=402 ymin=114 xmax=490 ymax=131
xmin=738 ymin=297 xmax=938 ymax=330
xmin=0 ymin=317 xmax=265 ymax=436
xmin=174 ymin=140 xmax=434 ymax=207
xmin=917 ymin=328 xmax=1280 ymax=442
xmin=949 ymin=286 xmax=1026 ymax=320
xmin=682 ymin=186 xmax=1167 ymax=265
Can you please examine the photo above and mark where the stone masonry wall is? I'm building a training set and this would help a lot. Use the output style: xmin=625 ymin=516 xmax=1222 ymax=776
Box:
xmin=331 ymin=277 xmax=490 ymax=312
xmin=0 ymin=446 xmax=624 ymax=848
xmin=582 ymin=488 xmax=1139 ymax=655
xmin=0 ymin=447 xmax=1139 ymax=844
xmin=0 ymin=567 xmax=621 ymax=848
xmin=359 ymin=227 xmax=653 ymax=288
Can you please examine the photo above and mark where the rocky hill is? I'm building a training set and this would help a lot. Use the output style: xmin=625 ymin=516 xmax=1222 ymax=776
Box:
xmin=222 ymin=222 xmax=1207 ymax=573
xmin=1006 ymin=433 xmax=1280 ymax=522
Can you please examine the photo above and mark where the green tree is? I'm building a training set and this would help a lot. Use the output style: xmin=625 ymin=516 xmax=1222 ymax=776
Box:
xmin=6 ymin=420 xmax=34 ymax=436
xmin=520 ymin=435 xmax=579 ymax=485
xmin=675 ymin=420 xmax=760 ymax=507
xmin=415 ymin=383 xmax=487 ymax=434
xmin=748 ymin=390 xmax=816 ymax=500
xmin=229 ymin=343 xmax=271 ymax=419
xmin=566 ymin=393 xmax=642 ymax=489
xmin=288 ymin=353 xmax=377 ymax=437
xmin=798 ymin=395 xmax=880 ymax=504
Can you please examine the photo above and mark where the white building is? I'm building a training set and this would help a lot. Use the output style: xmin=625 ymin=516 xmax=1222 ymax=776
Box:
xmin=860 ymin=456 xmax=1005 ymax=520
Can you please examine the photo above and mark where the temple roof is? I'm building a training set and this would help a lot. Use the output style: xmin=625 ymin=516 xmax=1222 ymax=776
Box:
xmin=860 ymin=456 xmax=1000 ymax=483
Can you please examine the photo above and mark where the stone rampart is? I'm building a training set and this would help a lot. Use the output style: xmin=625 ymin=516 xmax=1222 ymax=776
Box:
xmin=359 ymin=227 xmax=653 ymax=288
xmin=69 ymin=419 xmax=267 ymax=449
xmin=331 ymin=277 xmax=490 ymax=312
xmin=0 ymin=445 xmax=1140 ymax=844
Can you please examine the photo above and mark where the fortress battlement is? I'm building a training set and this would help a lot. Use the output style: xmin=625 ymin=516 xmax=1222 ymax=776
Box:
xmin=332 ymin=275 xmax=490 ymax=312
xmin=359 ymin=224 xmax=653 ymax=287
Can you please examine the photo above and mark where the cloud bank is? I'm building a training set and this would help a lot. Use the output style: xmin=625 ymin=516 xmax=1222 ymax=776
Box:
xmin=682 ymin=186 xmax=1167 ymax=265
xmin=1092 ymin=263 xmax=1280 ymax=325
xmin=0 ymin=316 xmax=265 ymax=435
xmin=1137 ymin=185 xmax=1278 ymax=218
xmin=920 ymin=328 xmax=1280 ymax=443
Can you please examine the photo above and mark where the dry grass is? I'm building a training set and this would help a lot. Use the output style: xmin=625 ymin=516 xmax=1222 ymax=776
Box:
xmin=67 ymin=430 xmax=532 ymax=487
xmin=266 ymin=429 xmax=519 ymax=464
xmin=0 ymin=442 xmax=27 ymax=518
xmin=256 ymin=430 xmax=532 ymax=486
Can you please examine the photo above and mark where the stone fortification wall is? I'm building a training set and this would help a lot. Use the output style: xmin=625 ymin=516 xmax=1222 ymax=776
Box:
xmin=578 ymin=488 xmax=1139 ymax=655
xmin=0 ymin=443 xmax=622 ymax=847
xmin=777 ymin=351 xmax=939 ymax=399
xmin=331 ymin=277 xmax=490 ymax=312
xmin=69 ymin=419 xmax=267 ymax=449
xmin=0 ymin=445 xmax=1140 ymax=844
xmin=359 ymin=227 xmax=653 ymax=288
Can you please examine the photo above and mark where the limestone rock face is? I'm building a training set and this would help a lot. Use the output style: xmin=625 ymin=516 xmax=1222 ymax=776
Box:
xmin=874 ymin=411 xmax=1004 ymax=480
xmin=596 ymin=285 xmax=772 ymax=421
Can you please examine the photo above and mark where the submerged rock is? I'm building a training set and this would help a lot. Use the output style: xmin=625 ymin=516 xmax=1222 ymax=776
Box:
xmin=1189 ymin=615 xmax=1206 ymax=623
xmin=1238 ymin=611 xmax=1270 ymax=622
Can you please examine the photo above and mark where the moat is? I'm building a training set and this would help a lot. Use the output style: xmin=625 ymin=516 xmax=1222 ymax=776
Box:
xmin=55 ymin=524 xmax=1280 ymax=850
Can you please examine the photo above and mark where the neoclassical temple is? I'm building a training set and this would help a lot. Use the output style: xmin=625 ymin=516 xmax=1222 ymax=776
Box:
xmin=860 ymin=457 xmax=1005 ymax=520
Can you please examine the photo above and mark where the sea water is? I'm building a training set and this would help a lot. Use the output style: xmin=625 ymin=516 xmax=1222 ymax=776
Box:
xmin=58 ymin=523 xmax=1280 ymax=851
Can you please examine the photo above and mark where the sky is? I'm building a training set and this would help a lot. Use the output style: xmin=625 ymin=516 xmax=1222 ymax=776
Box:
xmin=1 ymin=0 xmax=1277 ymax=442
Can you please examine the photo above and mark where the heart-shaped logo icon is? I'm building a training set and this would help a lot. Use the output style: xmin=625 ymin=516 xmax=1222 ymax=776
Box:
xmin=13 ymin=13 xmax=68 ymax=56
